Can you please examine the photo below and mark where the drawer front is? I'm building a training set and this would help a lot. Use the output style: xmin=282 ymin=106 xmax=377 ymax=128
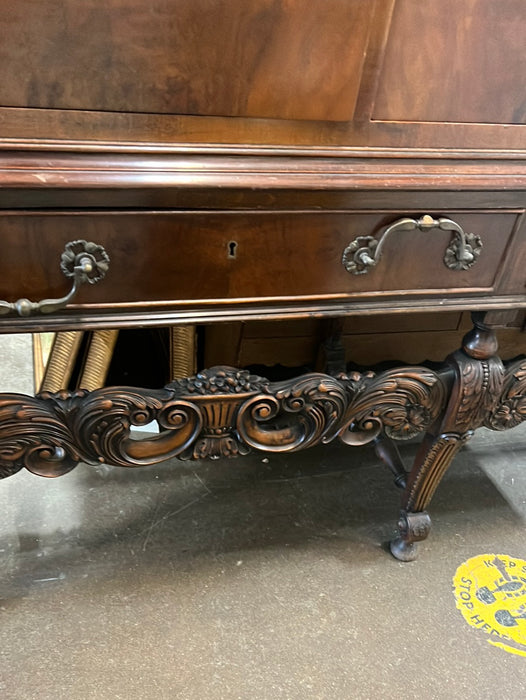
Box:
xmin=0 ymin=211 xmax=520 ymax=312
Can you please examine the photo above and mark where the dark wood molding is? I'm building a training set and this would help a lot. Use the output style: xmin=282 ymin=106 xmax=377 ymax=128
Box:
xmin=4 ymin=296 xmax=526 ymax=334
xmin=1 ymin=148 xmax=525 ymax=211
xmin=1 ymin=150 xmax=526 ymax=193
xmin=3 ymin=140 xmax=526 ymax=159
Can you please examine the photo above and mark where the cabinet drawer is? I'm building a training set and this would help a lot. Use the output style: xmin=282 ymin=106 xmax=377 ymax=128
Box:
xmin=0 ymin=211 xmax=520 ymax=313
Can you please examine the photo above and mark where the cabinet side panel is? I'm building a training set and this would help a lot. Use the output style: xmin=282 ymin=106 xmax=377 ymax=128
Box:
xmin=373 ymin=0 xmax=526 ymax=125
xmin=0 ymin=0 xmax=375 ymax=122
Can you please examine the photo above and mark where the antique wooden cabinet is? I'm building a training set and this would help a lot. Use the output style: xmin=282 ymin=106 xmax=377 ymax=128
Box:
xmin=0 ymin=0 xmax=525 ymax=559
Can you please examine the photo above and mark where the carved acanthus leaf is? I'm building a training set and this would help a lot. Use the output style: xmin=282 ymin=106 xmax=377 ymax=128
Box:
xmin=448 ymin=353 xmax=505 ymax=432
xmin=337 ymin=367 xmax=447 ymax=446
xmin=0 ymin=393 xmax=81 ymax=478
xmin=485 ymin=359 xmax=526 ymax=431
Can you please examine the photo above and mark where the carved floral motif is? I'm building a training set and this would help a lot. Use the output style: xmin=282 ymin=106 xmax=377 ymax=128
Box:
xmin=485 ymin=360 xmax=526 ymax=431
xmin=170 ymin=366 xmax=270 ymax=395
xmin=337 ymin=367 xmax=447 ymax=445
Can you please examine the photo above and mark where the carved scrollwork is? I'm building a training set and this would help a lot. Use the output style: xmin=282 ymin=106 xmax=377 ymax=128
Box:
xmin=0 ymin=393 xmax=81 ymax=478
xmin=237 ymin=374 xmax=348 ymax=452
xmin=0 ymin=365 xmax=449 ymax=479
xmin=69 ymin=388 xmax=203 ymax=466
xmin=485 ymin=359 xmax=526 ymax=431
xmin=337 ymin=367 xmax=447 ymax=446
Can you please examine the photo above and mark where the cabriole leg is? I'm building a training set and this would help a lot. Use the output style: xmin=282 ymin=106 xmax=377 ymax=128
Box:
xmin=390 ymin=312 xmax=503 ymax=561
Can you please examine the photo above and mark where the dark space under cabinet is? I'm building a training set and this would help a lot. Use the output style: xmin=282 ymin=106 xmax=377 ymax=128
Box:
xmin=1 ymin=0 xmax=526 ymax=560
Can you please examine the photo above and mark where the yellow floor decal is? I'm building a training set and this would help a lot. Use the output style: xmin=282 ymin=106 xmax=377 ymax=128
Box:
xmin=453 ymin=554 xmax=526 ymax=657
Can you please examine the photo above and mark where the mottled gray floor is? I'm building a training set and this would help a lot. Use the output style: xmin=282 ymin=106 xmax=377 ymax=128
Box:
xmin=1 ymin=334 xmax=525 ymax=699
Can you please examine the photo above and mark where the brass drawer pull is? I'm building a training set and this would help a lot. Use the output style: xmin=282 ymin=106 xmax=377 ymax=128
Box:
xmin=0 ymin=240 xmax=109 ymax=317
xmin=342 ymin=214 xmax=483 ymax=276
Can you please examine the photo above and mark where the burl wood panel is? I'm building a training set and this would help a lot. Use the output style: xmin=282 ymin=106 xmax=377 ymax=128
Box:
xmin=374 ymin=0 xmax=526 ymax=125
xmin=0 ymin=0 xmax=374 ymax=122
xmin=0 ymin=211 xmax=518 ymax=310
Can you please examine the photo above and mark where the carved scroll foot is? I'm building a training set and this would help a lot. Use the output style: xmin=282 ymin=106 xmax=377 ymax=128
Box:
xmin=390 ymin=510 xmax=432 ymax=562
xmin=390 ymin=432 xmax=470 ymax=560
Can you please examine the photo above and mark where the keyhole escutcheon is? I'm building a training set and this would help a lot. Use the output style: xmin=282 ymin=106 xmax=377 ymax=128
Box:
xmin=228 ymin=241 xmax=238 ymax=259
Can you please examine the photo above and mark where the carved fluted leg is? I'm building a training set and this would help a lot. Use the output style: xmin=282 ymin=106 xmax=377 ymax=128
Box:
xmin=390 ymin=313 xmax=504 ymax=560
xmin=390 ymin=432 xmax=471 ymax=561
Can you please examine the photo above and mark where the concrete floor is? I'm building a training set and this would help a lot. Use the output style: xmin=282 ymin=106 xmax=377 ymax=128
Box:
xmin=1 ymin=335 xmax=525 ymax=698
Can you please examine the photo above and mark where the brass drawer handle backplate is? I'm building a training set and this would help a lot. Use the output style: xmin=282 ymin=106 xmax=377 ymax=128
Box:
xmin=342 ymin=214 xmax=483 ymax=276
xmin=0 ymin=240 xmax=110 ymax=317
